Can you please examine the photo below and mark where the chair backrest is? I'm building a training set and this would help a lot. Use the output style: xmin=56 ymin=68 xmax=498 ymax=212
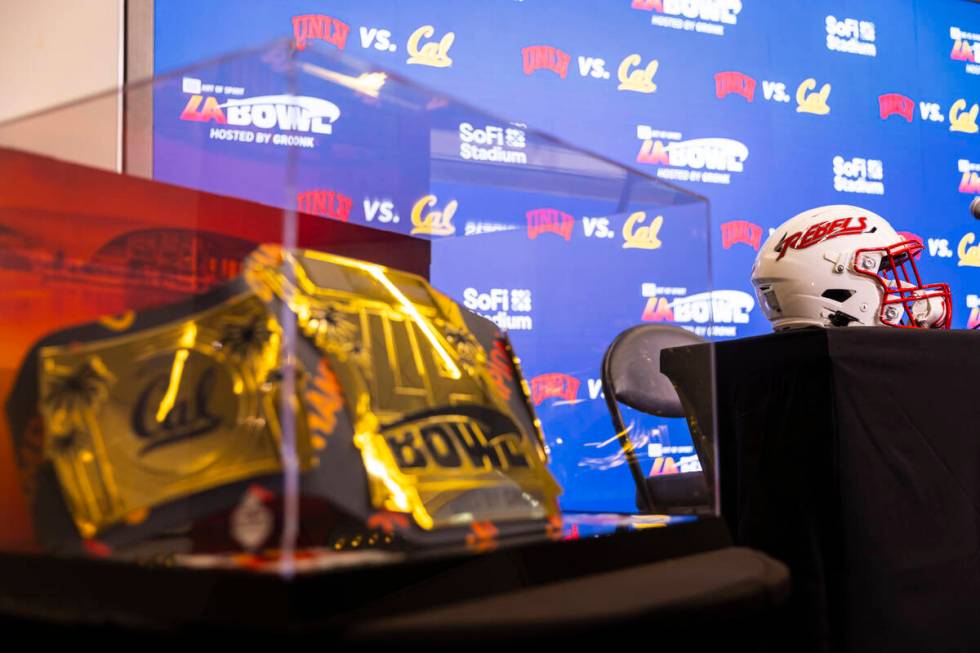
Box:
xmin=602 ymin=324 xmax=706 ymax=418
xmin=600 ymin=324 xmax=708 ymax=512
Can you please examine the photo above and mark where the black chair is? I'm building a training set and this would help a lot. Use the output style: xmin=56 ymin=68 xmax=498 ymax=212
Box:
xmin=601 ymin=324 xmax=712 ymax=513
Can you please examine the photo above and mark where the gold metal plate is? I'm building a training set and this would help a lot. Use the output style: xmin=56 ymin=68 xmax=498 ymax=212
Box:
xmin=38 ymin=293 xmax=312 ymax=538
xmin=244 ymin=246 xmax=561 ymax=530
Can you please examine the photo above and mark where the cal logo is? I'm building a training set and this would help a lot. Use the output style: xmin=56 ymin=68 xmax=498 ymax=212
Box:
xmin=292 ymin=14 xmax=351 ymax=51
xmin=879 ymin=93 xmax=914 ymax=122
xmin=522 ymin=45 xmax=571 ymax=79
xmin=949 ymin=99 xmax=979 ymax=134
xmin=131 ymin=355 xmax=222 ymax=456
xmin=796 ymin=78 xmax=831 ymax=115
xmin=958 ymin=233 xmax=980 ymax=267
xmin=715 ymin=71 xmax=756 ymax=102
xmin=410 ymin=194 xmax=457 ymax=236
xmin=297 ymin=189 xmax=353 ymax=222
xmin=618 ymin=54 xmax=659 ymax=93
xmin=721 ymin=220 xmax=762 ymax=251
xmin=406 ymin=25 xmax=455 ymax=68
xmin=530 ymin=373 xmax=580 ymax=406
xmin=622 ymin=212 xmax=663 ymax=250
xmin=527 ymin=208 xmax=574 ymax=241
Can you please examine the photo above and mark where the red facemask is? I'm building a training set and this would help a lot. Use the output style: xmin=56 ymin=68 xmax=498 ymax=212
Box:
xmin=853 ymin=240 xmax=951 ymax=329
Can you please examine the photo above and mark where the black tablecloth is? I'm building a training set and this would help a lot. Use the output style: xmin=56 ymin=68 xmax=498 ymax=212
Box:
xmin=664 ymin=328 xmax=980 ymax=652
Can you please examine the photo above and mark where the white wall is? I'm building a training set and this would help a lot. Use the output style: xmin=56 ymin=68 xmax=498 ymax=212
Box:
xmin=0 ymin=0 xmax=123 ymax=170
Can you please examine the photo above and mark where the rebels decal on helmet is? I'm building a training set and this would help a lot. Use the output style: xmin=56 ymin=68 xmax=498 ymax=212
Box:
xmin=775 ymin=216 xmax=868 ymax=260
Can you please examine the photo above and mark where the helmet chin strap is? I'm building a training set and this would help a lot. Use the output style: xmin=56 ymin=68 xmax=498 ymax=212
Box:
xmin=827 ymin=310 xmax=859 ymax=327
xmin=881 ymin=279 xmax=944 ymax=328
xmin=910 ymin=293 xmax=946 ymax=328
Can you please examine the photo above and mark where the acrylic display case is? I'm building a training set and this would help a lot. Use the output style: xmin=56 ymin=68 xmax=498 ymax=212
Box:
xmin=0 ymin=39 xmax=721 ymax=630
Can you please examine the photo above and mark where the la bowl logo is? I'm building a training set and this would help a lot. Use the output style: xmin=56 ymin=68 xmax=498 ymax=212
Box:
xmin=410 ymin=194 xmax=457 ymax=236
xmin=715 ymin=71 xmax=756 ymax=102
xmin=184 ymin=95 xmax=340 ymax=133
xmin=949 ymin=26 xmax=980 ymax=75
xmin=636 ymin=125 xmax=748 ymax=185
xmin=292 ymin=14 xmax=350 ymax=51
xmin=879 ymin=93 xmax=914 ymax=122
xmin=721 ymin=220 xmax=763 ymax=250
xmin=641 ymin=285 xmax=754 ymax=337
xmin=967 ymin=294 xmax=980 ymax=329
xmin=180 ymin=84 xmax=340 ymax=149
xmin=527 ymin=208 xmax=574 ymax=241
xmin=958 ymin=159 xmax=980 ymax=194
xmin=522 ymin=45 xmax=571 ymax=78
xmin=632 ymin=0 xmax=742 ymax=37
xmin=530 ymin=373 xmax=580 ymax=406
xmin=406 ymin=25 xmax=455 ymax=68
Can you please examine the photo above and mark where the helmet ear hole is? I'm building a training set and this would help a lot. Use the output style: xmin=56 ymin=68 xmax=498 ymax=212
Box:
xmin=821 ymin=289 xmax=856 ymax=303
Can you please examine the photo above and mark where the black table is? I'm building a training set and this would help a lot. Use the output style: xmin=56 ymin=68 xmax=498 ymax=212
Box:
xmin=663 ymin=328 xmax=980 ymax=653
xmin=0 ymin=515 xmax=791 ymax=645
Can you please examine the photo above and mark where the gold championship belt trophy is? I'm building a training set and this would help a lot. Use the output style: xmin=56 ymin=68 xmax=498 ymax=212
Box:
xmin=6 ymin=245 xmax=561 ymax=565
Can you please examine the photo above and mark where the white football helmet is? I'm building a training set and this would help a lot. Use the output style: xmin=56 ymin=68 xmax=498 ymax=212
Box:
xmin=751 ymin=205 xmax=951 ymax=330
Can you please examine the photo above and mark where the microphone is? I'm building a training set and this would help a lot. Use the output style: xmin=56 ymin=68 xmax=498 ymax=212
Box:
xmin=972 ymin=196 xmax=980 ymax=220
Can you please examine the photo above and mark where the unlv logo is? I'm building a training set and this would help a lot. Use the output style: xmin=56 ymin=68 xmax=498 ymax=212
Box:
xmin=721 ymin=220 xmax=762 ymax=250
xmin=297 ymin=189 xmax=353 ymax=222
xmin=775 ymin=216 xmax=868 ymax=260
xmin=879 ymin=93 xmax=914 ymax=122
xmin=527 ymin=208 xmax=574 ymax=241
xmin=522 ymin=46 xmax=571 ymax=79
xmin=530 ymin=373 xmax=580 ymax=406
xmin=715 ymin=71 xmax=756 ymax=102
xmin=292 ymin=14 xmax=351 ymax=51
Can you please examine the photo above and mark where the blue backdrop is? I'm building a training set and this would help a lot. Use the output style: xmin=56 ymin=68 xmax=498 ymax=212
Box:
xmin=152 ymin=0 xmax=980 ymax=512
